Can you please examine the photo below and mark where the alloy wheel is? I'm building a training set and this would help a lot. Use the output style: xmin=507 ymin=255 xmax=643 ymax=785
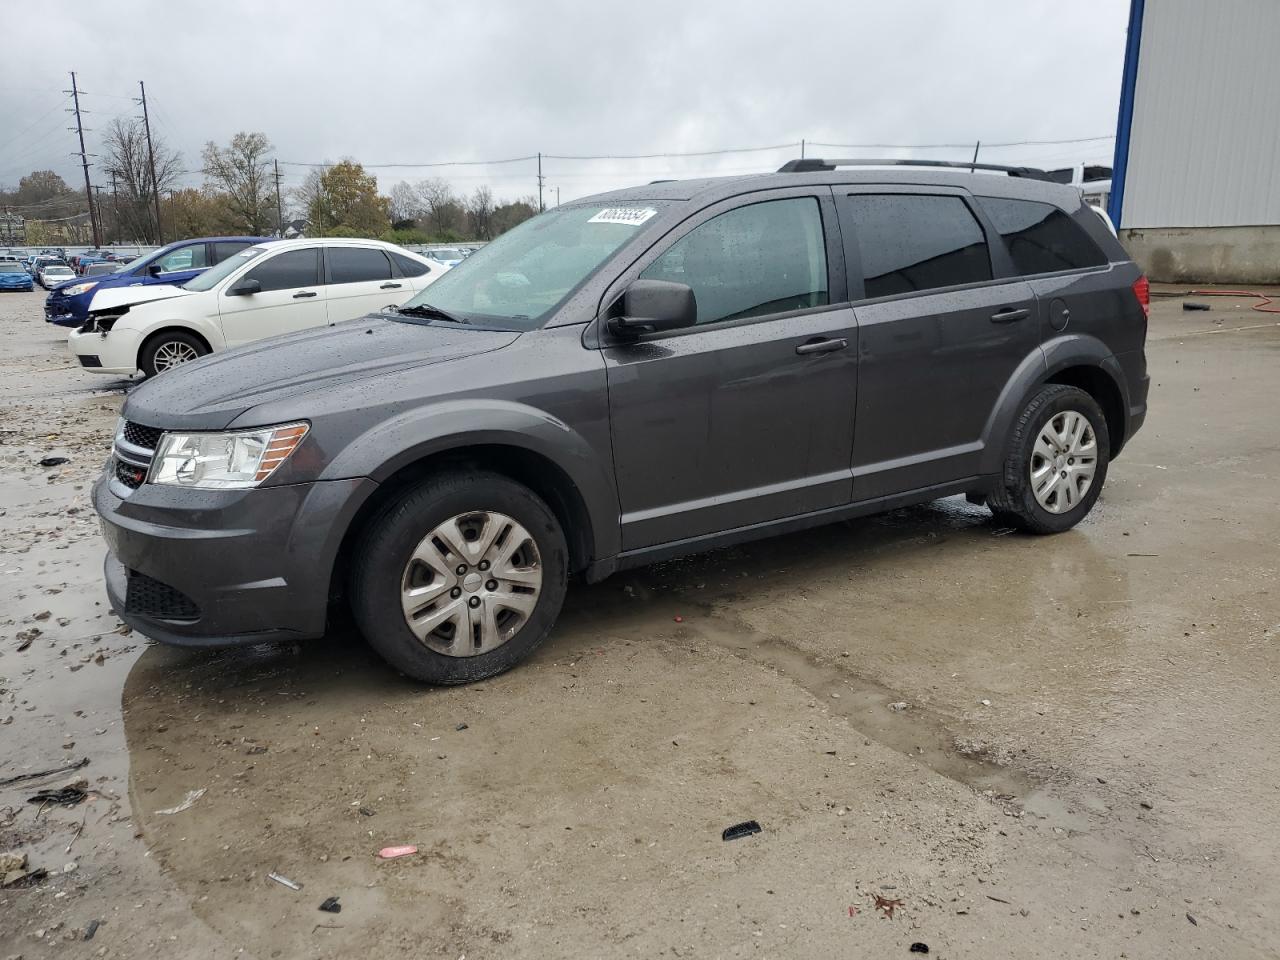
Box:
xmin=152 ymin=340 xmax=200 ymax=371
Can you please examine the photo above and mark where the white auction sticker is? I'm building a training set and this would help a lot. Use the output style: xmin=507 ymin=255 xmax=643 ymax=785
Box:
xmin=588 ymin=207 xmax=657 ymax=226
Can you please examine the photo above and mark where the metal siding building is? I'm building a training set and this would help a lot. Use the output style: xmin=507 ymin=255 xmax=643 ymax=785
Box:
xmin=1111 ymin=0 xmax=1280 ymax=282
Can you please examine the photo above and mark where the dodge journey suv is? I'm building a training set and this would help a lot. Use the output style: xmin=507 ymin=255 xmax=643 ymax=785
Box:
xmin=94 ymin=159 xmax=1149 ymax=684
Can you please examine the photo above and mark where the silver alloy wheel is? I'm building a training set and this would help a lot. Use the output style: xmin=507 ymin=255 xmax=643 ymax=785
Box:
xmin=400 ymin=510 xmax=543 ymax=657
xmin=1030 ymin=409 xmax=1098 ymax=514
xmin=152 ymin=339 xmax=200 ymax=371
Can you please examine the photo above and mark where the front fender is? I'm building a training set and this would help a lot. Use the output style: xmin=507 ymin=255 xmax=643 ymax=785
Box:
xmin=321 ymin=398 xmax=622 ymax=561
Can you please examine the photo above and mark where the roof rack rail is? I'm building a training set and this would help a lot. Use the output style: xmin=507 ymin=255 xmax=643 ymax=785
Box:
xmin=777 ymin=158 xmax=1051 ymax=180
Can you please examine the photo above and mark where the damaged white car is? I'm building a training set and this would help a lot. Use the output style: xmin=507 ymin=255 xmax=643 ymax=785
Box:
xmin=68 ymin=238 xmax=448 ymax=377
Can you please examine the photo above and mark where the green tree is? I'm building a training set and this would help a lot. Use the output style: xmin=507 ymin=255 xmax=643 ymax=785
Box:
xmin=202 ymin=132 xmax=276 ymax=235
xmin=303 ymin=160 xmax=390 ymax=237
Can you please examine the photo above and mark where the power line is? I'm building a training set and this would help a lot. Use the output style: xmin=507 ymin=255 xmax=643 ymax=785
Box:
xmin=807 ymin=135 xmax=1115 ymax=150
xmin=278 ymin=155 xmax=538 ymax=169
xmin=544 ymin=142 xmax=801 ymax=160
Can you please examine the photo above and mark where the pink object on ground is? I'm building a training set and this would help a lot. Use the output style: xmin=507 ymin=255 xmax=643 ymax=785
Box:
xmin=378 ymin=845 xmax=418 ymax=859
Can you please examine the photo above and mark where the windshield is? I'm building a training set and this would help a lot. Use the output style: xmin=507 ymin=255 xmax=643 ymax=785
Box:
xmin=429 ymin=249 xmax=462 ymax=260
xmin=0 ymin=263 xmax=24 ymax=274
xmin=182 ymin=245 xmax=267 ymax=291
xmin=46 ymin=266 xmax=73 ymax=275
xmin=399 ymin=202 xmax=668 ymax=330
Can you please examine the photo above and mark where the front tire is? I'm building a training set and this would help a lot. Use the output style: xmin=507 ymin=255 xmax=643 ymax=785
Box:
xmin=350 ymin=470 xmax=569 ymax=684
xmin=139 ymin=330 xmax=208 ymax=378
xmin=988 ymin=384 xmax=1110 ymax=534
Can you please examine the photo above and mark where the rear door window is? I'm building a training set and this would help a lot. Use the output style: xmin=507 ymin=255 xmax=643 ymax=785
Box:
xmin=212 ymin=241 xmax=253 ymax=264
xmin=977 ymin=196 xmax=1108 ymax=275
xmin=244 ymin=249 xmax=320 ymax=292
xmin=847 ymin=194 xmax=992 ymax=299
xmin=641 ymin=196 xmax=828 ymax=325
xmin=328 ymin=246 xmax=393 ymax=284
xmin=391 ymin=252 xmax=431 ymax=278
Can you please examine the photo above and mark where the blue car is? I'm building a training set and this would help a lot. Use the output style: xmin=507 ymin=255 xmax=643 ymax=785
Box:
xmin=45 ymin=236 xmax=269 ymax=327
xmin=0 ymin=261 xmax=34 ymax=291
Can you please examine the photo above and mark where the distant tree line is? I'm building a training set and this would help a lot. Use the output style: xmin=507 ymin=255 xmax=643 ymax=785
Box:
xmin=0 ymin=126 xmax=539 ymax=245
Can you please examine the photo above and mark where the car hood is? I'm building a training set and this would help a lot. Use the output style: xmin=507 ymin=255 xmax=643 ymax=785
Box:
xmin=122 ymin=316 xmax=521 ymax=430
xmin=87 ymin=283 xmax=190 ymax=312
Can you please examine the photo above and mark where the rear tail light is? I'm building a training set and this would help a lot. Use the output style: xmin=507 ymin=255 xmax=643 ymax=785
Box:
xmin=1131 ymin=275 xmax=1150 ymax=318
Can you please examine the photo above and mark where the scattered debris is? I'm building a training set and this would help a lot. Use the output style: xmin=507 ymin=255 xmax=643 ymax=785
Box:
xmin=455 ymin=723 xmax=469 ymax=731
xmin=0 ymin=757 xmax=89 ymax=788
xmin=15 ymin=627 xmax=40 ymax=651
xmin=980 ymin=699 xmax=992 ymax=706
xmin=155 ymin=788 xmax=206 ymax=816
xmin=1 ymin=865 xmax=48 ymax=888
xmin=27 ymin=786 xmax=87 ymax=807
xmin=378 ymin=845 xmax=418 ymax=859
xmin=873 ymin=894 xmax=904 ymax=919
xmin=246 ymin=745 xmax=268 ymax=755
xmin=721 ymin=820 xmax=762 ymax=842
xmin=910 ymin=944 xmax=930 ymax=955
xmin=84 ymin=919 xmax=102 ymax=941
xmin=358 ymin=806 xmax=376 ymax=817
xmin=847 ymin=905 xmax=859 ymax=917
xmin=1139 ymin=800 xmax=1153 ymax=810
xmin=1186 ymin=912 xmax=1198 ymax=926
xmin=1182 ymin=302 xmax=1210 ymax=311
xmin=673 ymin=615 xmax=684 ymax=623
xmin=39 ymin=456 xmax=70 ymax=467
xmin=319 ymin=896 xmax=342 ymax=913
xmin=0 ymin=851 xmax=28 ymax=875
xmin=889 ymin=701 xmax=908 ymax=712
xmin=986 ymin=894 xmax=1011 ymax=904
xmin=268 ymin=871 xmax=303 ymax=891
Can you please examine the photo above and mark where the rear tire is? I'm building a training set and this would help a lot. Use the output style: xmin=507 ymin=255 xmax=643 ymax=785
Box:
xmin=350 ymin=470 xmax=569 ymax=684
xmin=988 ymin=384 xmax=1110 ymax=534
xmin=139 ymin=330 xmax=208 ymax=378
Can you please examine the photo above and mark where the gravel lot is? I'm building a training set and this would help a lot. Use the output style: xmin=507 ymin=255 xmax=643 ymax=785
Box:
xmin=2 ymin=285 xmax=1278 ymax=958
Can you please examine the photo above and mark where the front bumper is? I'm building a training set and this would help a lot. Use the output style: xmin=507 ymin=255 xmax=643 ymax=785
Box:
xmin=94 ymin=469 xmax=377 ymax=647
xmin=68 ymin=327 xmax=141 ymax=376
xmin=45 ymin=292 xmax=89 ymax=326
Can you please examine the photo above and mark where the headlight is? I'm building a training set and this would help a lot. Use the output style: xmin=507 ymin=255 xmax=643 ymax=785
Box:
xmin=62 ymin=281 xmax=98 ymax=296
xmin=149 ymin=423 xmax=309 ymax=489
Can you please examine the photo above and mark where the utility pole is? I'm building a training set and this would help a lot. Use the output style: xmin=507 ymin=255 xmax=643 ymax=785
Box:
xmin=67 ymin=72 xmax=102 ymax=247
xmin=970 ymin=140 xmax=981 ymax=172
xmin=535 ymin=152 xmax=545 ymax=212
xmin=555 ymin=186 xmax=560 ymax=207
xmin=137 ymin=81 xmax=163 ymax=244
xmin=801 ymin=138 xmax=806 ymax=159
xmin=92 ymin=185 xmax=107 ymax=243
xmin=273 ymin=158 xmax=284 ymax=235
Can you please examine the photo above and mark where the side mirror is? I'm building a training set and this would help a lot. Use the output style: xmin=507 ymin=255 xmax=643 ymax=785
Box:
xmin=227 ymin=278 xmax=261 ymax=296
xmin=607 ymin=279 xmax=697 ymax=337
xmin=147 ymin=263 xmax=164 ymax=277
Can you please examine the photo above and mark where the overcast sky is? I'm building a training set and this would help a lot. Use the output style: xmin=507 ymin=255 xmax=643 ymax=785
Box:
xmin=2 ymin=0 xmax=1130 ymax=206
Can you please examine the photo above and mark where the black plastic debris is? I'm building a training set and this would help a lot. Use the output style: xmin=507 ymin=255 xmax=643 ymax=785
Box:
xmin=84 ymin=919 xmax=102 ymax=941
xmin=0 ymin=756 xmax=88 ymax=788
xmin=319 ymin=896 xmax=342 ymax=913
xmin=721 ymin=820 xmax=762 ymax=842
xmin=455 ymin=723 xmax=469 ymax=731
xmin=910 ymin=943 xmax=929 ymax=954
xmin=27 ymin=786 xmax=87 ymax=807
xmin=1186 ymin=912 xmax=1198 ymax=926
xmin=1182 ymin=302 xmax=1210 ymax=311
xmin=39 ymin=456 xmax=70 ymax=468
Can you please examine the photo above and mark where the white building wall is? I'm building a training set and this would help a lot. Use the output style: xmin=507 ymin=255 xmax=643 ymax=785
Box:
xmin=1121 ymin=0 xmax=1280 ymax=229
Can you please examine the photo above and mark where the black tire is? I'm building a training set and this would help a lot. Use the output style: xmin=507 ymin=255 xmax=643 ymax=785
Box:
xmin=350 ymin=470 xmax=569 ymax=684
xmin=988 ymin=384 xmax=1110 ymax=534
xmin=138 ymin=330 xmax=208 ymax=378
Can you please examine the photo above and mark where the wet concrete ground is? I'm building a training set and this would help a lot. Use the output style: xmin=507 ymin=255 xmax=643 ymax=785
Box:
xmin=2 ymin=286 xmax=1278 ymax=958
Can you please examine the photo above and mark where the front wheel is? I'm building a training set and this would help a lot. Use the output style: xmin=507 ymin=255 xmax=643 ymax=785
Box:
xmin=988 ymin=384 xmax=1110 ymax=534
xmin=350 ymin=470 xmax=569 ymax=684
xmin=139 ymin=330 xmax=208 ymax=378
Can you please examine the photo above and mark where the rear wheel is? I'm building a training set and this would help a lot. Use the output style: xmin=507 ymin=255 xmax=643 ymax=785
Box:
xmin=988 ymin=384 xmax=1110 ymax=534
xmin=139 ymin=331 xmax=207 ymax=378
xmin=350 ymin=470 xmax=568 ymax=684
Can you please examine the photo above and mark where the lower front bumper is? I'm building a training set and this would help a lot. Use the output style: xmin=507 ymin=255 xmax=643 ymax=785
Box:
xmin=94 ymin=471 xmax=378 ymax=648
xmin=68 ymin=328 xmax=139 ymax=375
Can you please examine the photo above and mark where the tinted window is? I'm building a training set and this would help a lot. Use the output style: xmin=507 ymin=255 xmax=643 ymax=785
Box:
xmin=641 ymin=197 xmax=828 ymax=326
xmin=155 ymin=244 xmax=208 ymax=273
xmin=244 ymin=249 xmax=319 ymax=292
xmin=329 ymin=246 xmax=392 ymax=284
xmin=212 ymin=241 xmax=252 ymax=264
xmin=391 ymin=252 xmax=430 ymax=278
xmin=977 ymin=197 xmax=1108 ymax=275
xmin=849 ymin=194 xmax=991 ymax=299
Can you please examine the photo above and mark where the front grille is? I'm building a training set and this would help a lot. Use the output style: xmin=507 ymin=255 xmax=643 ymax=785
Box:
xmin=125 ymin=570 xmax=200 ymax=621
xmin=122 ymin=421 xmax=163 ymax=450
xmin=115 ymin=459 xmax=147 ymax=489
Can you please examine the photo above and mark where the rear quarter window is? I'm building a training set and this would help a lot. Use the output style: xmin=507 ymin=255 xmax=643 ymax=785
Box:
xmin=977 ymin=196 xmax=1108 ymax=275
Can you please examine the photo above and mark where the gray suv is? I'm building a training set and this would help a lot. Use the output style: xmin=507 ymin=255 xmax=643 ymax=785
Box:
xmin=94 ymin=159 xmax=1149 ymax=683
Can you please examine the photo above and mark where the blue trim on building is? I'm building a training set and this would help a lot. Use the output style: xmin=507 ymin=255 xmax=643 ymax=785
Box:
xmin=1109 ymin=0 xmax=1146 ymax=226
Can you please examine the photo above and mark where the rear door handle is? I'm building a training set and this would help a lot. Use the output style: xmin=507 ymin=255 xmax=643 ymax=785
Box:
xmin=293 ymin=290 xmax=318 ymax=299
xmin=795 ymin=337 xmax=848 ymax=356
xmin=991 ymin=307 xmax=1030 ymax=323
xmin=380 ymin=282 xmax=402 ymax=289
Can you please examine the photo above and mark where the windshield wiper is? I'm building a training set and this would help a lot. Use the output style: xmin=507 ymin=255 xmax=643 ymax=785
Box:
xmin=397 ymin=303 xmax=470 ymax=324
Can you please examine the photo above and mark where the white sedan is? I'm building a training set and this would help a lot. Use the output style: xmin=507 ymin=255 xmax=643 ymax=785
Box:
xmin=39 ymin=264 xmax=76 ymax=289
xmin=68 ymin=239 xmax=448 ymax=378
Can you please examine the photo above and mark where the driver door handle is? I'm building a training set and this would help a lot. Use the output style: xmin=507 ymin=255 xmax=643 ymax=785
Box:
xmin=990 ymin=307 xmax=1030 ymax=323
xmin=293 ymin=290 xmax=318 ymax=299
xmin=380 ymin=281 xmax=402 ymax=289
xmin=795 ymin=337 xmax=848 ymax=356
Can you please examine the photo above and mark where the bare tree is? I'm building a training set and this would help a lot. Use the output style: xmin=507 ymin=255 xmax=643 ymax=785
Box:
xmin=101 ymin=117 xmax=182 ymax=243
xmin=388 ymin=181 xmax=422 ymax=226
xmin=465 ymin=185 xmax=495 ymax=240
xmin=202 ymin=132 xmax=275 ymax=235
